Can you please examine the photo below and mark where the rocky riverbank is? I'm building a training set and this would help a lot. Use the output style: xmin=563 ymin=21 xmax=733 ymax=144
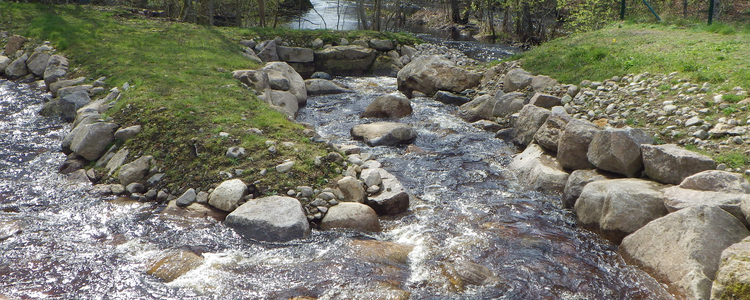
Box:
xmin=394 ymin=51 xmax=750 ymax=298
xmin=6 ymin=24 xmax=750 ymax=299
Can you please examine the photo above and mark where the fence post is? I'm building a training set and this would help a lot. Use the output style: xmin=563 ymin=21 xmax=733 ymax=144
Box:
xmin=620 ymin=0 xmax=626 ymax=20
xmin=708 ymin=0 xmax=715 ymax=25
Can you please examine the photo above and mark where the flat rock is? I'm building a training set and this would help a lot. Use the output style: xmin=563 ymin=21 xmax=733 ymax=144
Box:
xmin=147 ymin=250 xmax=204 ymax=282
xmin=314 ymin=45 xmax=376 ymax=76
xmin=641 ymin=144 xmax=715 ymax=184
xmin=433 ymin=91 xmax=471 ymax=105
xmin=528 ymin=93 xmax=562 ymax=109
xmin=321 ymin=202 xmax=381 ymax=232
xmin=225 ymin=196 xmax=310 ymax=242
xmin=680 ymin=170 xmax=750 ymax=194
xmin=620 ymin=206 xmax=749 ymax=300
xmin=351 ymin=122 xmax=417 ymax=146
xmin=208 ymin=179 xmax=248 ymax=212
xmin=575 ymin=178 xmax=667 ymax=243
xmin=366 ymin=168 xmax=410 ymax=215
xmin=665 ymin=186 xmax=750 ymax=227
xmin=304 ymin=79 xmax=352 ymax=95
xmin=508 ymin=144 xmax=569 ymax=193
xmin=587 ymin=128 xmax=653 ymax=177
xmin=275 ymin=46 xmax=314 ymax=63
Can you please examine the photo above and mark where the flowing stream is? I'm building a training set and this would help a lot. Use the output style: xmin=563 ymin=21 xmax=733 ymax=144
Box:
xmin=0 ymin=77 xmax=675 ymax=299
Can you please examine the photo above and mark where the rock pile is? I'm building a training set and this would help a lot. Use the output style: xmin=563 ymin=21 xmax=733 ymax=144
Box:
xmin=476 ymin=63 xmax=750 ymax=299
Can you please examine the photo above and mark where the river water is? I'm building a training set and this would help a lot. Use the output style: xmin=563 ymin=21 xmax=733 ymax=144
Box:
xmin=0 ymin=77 xmax=675 ymax=299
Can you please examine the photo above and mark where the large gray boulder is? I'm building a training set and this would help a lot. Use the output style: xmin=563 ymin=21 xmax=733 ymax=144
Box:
xmin=351 ymin=122 xmax=417 ymax=146
xmin=225 ymin=196 xmax=310 ymax=242
xmin=680 ymin=170 xmax=750 ymax=194
xmin=503 ymin=68 xmax=533 ymax=92
xmin=575 ymin=178 xmax=667 ymax=243
xmin=304 ymin=79 xmax=353 ymax=95
xmin=513 ymin=104 xmax=551 ymax=146
xmin=457 ymin=92 xmax=525 ymax=122
xmin=321 ymin=202 xmax=381 ymax=232
xmin=50 ymin=77 xmax=86 ymax=97
xmin=44 ymin=55 xmax=69 ymax=86
xmin=261 ymin=62 xmax=307 ymax=105
xmin=70 ymin=122 xmax=118 ymax=161
xmin=620 ymin=206 xmax=749 ymax=300
xmin=508 ymin=144 xmax=569 ymax=193
xmin=397 ymin=55 xmax=481 ymax=98
xmin=26 ymin=51 xmax=50 ymax=77
xmin=641 ymin=144 xmax=716 ymax=184
xmin=208 ymin=179 xmax=248 ymax=212
xmin=587 ymin=128 xmax=653 ymax=177
xmin=712 ymin=237 xmax=750 ymax=299
xmin=664 ymin=186 xmax=750 ymax=226
xmin=561 ymin=169 xmax=610 ymax=209
xmin=557 ymin=119 xmax=600 ymax=170
xmin=314 ymin=45 xmax=376 ymax=76
xmin=118 ymin=155 xmax=153 ymax=186
xmin=534 ymin=112 xmax=571 ymax=153
xmin=260 ymin=90 xmax=298 ymax=118
xmin=362 ymin=94 xmax=412 ymax=119
xmin=5 ymin=54 xmax=29 ymax=77
xmin=368 ymin=39 xmax=395 ymax=52
xmin=337 ymin=176 xmax=366 ymax=203
xmin=366 ymin=168 xmax=410 ymax=215
xmin=275 ymin=46 xmax=314 ymax=63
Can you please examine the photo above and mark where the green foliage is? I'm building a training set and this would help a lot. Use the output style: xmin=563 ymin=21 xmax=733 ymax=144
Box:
xmin=512 ymin=22 xmax=750 ymax=90
xmin=724 ymin=94 xmax=746 ymax=103
xmin=719 ymin=281 xmax=750 ymax=300
xmin=716 ymin=151 xmax=750 ymax=169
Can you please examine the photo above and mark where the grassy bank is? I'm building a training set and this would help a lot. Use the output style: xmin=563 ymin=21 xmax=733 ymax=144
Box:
xmin=0 ymin=3 xmax=417 ymax=193
xmin=510 ymin=21 xmax=750 ymax=170
xmin=513 ymin=21 xmax=750 ymax=89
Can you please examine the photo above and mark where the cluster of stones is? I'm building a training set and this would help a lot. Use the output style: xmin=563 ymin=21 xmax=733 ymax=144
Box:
xmin=237 ymin=36 xmax=419 ymax=78
xmin=457 ymin=64 xmax=750 ymax=300
xmin=390 ymin=51 xmax=750 ymax=298
xmin=0 ymin=34 xmax=152 ymax=190
xmin=194 ymin=146 xmax=411 ymax=243
xmin=531 ymin=69 xmax=750 ymax=174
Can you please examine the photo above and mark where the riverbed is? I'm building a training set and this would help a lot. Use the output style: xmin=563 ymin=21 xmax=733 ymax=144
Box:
xmin=0 ymin=76 xmax=675 ymax=299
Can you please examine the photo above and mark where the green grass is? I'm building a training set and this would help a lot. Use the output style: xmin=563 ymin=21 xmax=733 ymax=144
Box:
xmin=715 ymin=151 xmax=750 ymax=169
xmin=1 ymin=3 xmax=408 ymax=194
xmin=510 ymin=22 xmax=750 ymax=90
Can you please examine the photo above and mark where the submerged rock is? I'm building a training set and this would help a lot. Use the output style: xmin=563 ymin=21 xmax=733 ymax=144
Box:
xmin=351 ymin=122 xmax=417 ymax=146
xmin=147 ymin=250 xmax=204 ymax=282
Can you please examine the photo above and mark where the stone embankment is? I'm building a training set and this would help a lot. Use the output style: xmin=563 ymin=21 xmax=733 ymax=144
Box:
xmin=394 ymin=51 xmax=750 ymax=298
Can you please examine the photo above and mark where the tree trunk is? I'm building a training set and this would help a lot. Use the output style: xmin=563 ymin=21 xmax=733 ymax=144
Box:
xmin=258 ymin=0 xmax=266 ymax=27
xmin=375 ymin=0 xmax=382 ymax=31
xmin=451 ymin=0 xmax=460 ymax=23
